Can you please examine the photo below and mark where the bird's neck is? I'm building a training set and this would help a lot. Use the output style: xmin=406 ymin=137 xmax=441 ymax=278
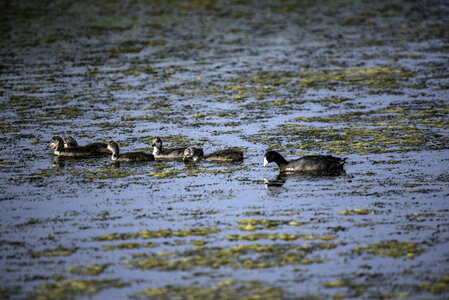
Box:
xmin=153 ymin=146 xmax=162 ymax=155
xmin=276 ymin=156 xmax=289 ymax=167
xmin=54 ymin=143 xmax=64 ymax=154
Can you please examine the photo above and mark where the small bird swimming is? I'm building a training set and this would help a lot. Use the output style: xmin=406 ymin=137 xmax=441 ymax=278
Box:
xmin=152 ymin=137 xmax=186 ymax=159
xmin=64 ymin=136 xmax=110 ymax=154
xmin=183 ymin=147 xmax=243 ymax=162
xmin=264 ymin=150 xmax=346 ymax=173
xmin=107 ymin=141 xmax=154 ymax=162
xmin=50 ymin=136 xmax=99 ymax=157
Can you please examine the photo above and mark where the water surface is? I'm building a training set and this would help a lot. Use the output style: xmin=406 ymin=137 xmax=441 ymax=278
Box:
xmin=1 ymin=0 xmax=448 ymax=299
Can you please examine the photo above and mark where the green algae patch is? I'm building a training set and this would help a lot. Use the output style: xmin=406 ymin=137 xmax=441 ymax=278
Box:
xmin=324 ymin=279 xmax=366 ymax=297
xmin=418 ymin=275 xmax=449 ymax=295
xmin=173 ymin=227 xmax=220 ymax=237
xmin=403 ymin=182 xmax=421 ymax=188
xmin=148 ymin=169 xmax=184 ymax=178
xmin=127 ymin=243 xmax=326 ymax=271
xmin=339 ymin=209 xmax=375 ymax=216
xmin=137 ymin=280 xmax=285 ymax=300
xmin=74 ymin=168 xmax=143 ymax=180
xmin=53 ymin=106 xmax=84 ymax=117
xmin=379 ymin=292 xmax=410 ymax=298
xmin=226 ymin=233 xmax=299 ymax=241
xmin=148 ymin=168 xmax=233 ymax=178
xmin=3 ymin=0 xmax=449 ymax=299
xmin=226 ymin=233 xmax=337 ymax=243
xmin=31 ymin=246 xmax=76 ymax=258
xmin=340 ymin=16 xmax=367 ymax=26
xmin=237 ymin=218 xmax=287 ymax=230
xmin=249 ymin=103 xmax=449 ymax=155
xmin=192 ymin=239 xmax=206 ymax=246
xmin=299 ymin=235 xmax=336 ymax=241
xmin=104 ymin=241 xmax=157 ymax=251
xmin=31 ymin=279 xmax=127 ymax=300
xmin=352 ymin=240 xmax=422 ymax=258
xmin=96 ymin=227 xmax=219 ymax=242
xmin=299 ymin=67 xmax=414 ymax=89
xmin=68 ymin=264 xmax=109 ymax=276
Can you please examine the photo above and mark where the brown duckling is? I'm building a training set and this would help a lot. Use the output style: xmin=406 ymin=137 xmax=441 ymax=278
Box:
xmin=152 ymin=137 xmax=186 ymax=159
xmin=107 ymin=141 xmax=154 ymax=162
xmin=50 ymin=136 xmax=98 ymax=157
xmin=64 ymin=136 xmax=110 ymax=154
xmin=183 ymin=147 xmax=243 ymax=162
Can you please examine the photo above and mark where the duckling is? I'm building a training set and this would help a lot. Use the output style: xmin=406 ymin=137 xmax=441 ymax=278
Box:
xmin=63 ymin=136 xmax=78 ymax=148
xmin=183 ymin=147 xmax=243 ymax=162
xmin=152 ymin=137 xmax=186 ymax=159
xmin=107 ymin=141 xmax=154 ymax=162
xmin=64 ymin=136 xmax=110 ymax=154
xmin=50 ymin=136 xmax=98 ymax=157
xmin=183 ymin=147 xmax=204 ymax=162
xmin=264 ymin=150 xmax=346 ymax=172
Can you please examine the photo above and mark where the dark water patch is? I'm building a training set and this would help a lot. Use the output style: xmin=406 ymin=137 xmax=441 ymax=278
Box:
xmin=1 ymin=0 xmax=448 ymax=299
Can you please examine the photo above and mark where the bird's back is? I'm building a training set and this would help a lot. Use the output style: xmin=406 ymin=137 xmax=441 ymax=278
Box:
xmin=118 ymin=152 xmax=154 ymax=162
xmin=204 ymin=149 xmax=243 ymax=161
xmin=284 ymin=155 xmax=346 ymax=172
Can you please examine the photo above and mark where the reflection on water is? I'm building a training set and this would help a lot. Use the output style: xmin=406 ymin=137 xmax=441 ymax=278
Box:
xmin=264 ymin=174 xmax=287 ymax=188
xmin=265 ymin=170 xmax=347 ymax=188
xmin=1 ymin=0 xmax=448 ymax=299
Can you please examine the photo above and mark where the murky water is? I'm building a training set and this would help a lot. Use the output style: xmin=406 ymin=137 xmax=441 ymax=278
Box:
xmin=1 ymin=0 xmax=449 ymax=299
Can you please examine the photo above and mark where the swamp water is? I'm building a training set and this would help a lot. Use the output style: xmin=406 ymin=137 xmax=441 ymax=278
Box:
xmin=1 ymin=0 xmax=448 ymax=299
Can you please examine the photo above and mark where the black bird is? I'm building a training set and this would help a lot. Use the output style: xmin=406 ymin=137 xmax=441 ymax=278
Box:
xmin=50 ymin=136 xmax=98 ymax=157
xmin=152 ymin=137 xmax=186 ymax=159
xmin=107 ymin=141 xmax=154 ymax=162
xmin=183 ymin=147 xmax=243 ymax=162
xmin=264 ymin=150 xmax=346 ymax=172
xmin=64 ymin=136 xmax=110 ymax=154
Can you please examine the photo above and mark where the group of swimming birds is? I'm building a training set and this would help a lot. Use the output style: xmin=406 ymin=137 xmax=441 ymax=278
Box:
xmin=50 ymin=136 xmax=347 ymax=172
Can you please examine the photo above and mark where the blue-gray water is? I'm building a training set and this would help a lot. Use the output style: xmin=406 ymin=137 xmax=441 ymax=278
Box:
xmin=1 ymin=0 xmax=448 ymax=299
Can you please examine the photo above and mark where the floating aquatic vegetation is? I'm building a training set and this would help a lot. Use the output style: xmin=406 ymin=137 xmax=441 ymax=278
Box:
xmin=30 ymin=246 xmax=76 ymax=258
xmin=226 ymin=233 xmax=298 ymax=241
xmin=73 ymin=168 xmax=143 ymax=180
xmin=53 ymin=107 xmax=84 ymax=117
xmin=339 ymin=209 xmax=375 ymax=216
xmin=0 ymin=123 xmax=17 ymax=134
xmin=136 ymin=280 xmax=285 ymax=300
xmin=299 ymin=67 xmax=414 ymax=89
xmin=339 ymin=16 xmax=367 ymax=26
xmin=96 ymin=227 xmax=219 ymax=242
xmin=31 ymin=279 xmax=127 ymax=300
xmin=247 ymin=103 xmax=449 ymax=155
xmin=104 ymin=242 xmax=157 ymax=251
xmin=418 ymin=275 xmax=449 ymax=295
xmin=226 ymin=233 xmax=337 ymax=243
xmin=2 ymin=0 xmax=448 ymax=299
xmin=147 ymin=169 xmax=184 ymax=178
xmin=352 ymin=240 xmax=422 ymax=258
xmin=378 ymin=292 xmax=410 ymax=299
xmin=237 ymin=218 xmax=285 ymax=230
xmin=323 ymin=279 xmax=366 ymax=297
xmin=68 ymin=264 xmax=109 ymax=276
xmin=127 ymin=243 xmax=326 ymax=271
xmin=148 ymin=168 xmax=233 ymax=178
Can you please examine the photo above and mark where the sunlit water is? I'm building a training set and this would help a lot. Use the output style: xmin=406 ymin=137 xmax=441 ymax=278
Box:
xmin=1 ymin=1 xmax=448 ymax=299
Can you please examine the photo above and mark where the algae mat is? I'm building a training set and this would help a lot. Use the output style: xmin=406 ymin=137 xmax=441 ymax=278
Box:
xmin=1 ymin=0 xmax=448 ymax=299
